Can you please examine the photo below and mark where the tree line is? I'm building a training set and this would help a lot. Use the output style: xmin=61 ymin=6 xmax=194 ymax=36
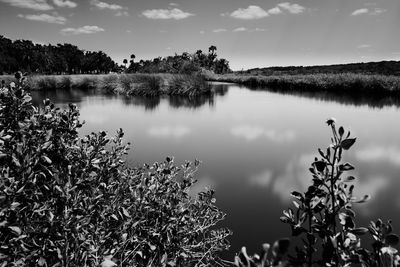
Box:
xmin=244 ymin=60 xmax=400 ymax=76
xmin=0 ymin=35 xmax=118 ymax=75
xmin=1 ymin=36 xmax=231 ymax=75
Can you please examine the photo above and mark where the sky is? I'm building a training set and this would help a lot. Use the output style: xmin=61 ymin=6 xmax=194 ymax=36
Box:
xmin=0 ymin=0 xmax=399 ymax=70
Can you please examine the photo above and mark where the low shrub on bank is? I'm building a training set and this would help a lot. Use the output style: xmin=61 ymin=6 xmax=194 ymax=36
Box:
xmin=0 ymin=76 xmax=230 ymax=266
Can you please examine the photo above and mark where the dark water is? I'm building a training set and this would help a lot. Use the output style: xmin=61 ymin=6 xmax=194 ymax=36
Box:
xmin=31 ymin=83 xmax=400 ymax=259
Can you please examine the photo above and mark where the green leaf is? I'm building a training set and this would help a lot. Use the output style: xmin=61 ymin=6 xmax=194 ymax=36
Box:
xmin=351 ymin=227 xmax=369 ymax=235
xmin=339 ymin=163 xmax=355 ymax=171
xmin=8 ymin=226 xmax=22 ymax=236
xmin=100 ymin=256 xmax=117 ymax=267
xmin=338 ymin=126 xmax=344 ymax=137
xmin=122 ymin=207 xmax=130 ymax=218
xmin=344 ymin=176 xmax=356 ymax=182
xmin=354 ymin=195 xmax=370 ymax=203
xmin=313 ymin=161 xmax=327 ymax=172
xmin=341 ymin=138 xmax=356 ymax=150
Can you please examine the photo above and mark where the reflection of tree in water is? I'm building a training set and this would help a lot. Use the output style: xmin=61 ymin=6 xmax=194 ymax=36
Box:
xmin=248 ymin=86 xmax=400 ymax=109
xmin=30 ymin=88 xmax=95 ymax=107
xmin=213 ymin=83 xmax=229 ymax=96
xmin=121 ymin=95 xmax=161 ymax=111
xmin=168 ymin=94 xmax=215 ymax=109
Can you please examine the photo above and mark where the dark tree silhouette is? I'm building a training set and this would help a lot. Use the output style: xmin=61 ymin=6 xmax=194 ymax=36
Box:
xmin=0 ymin=35 xmax=118 ymax=74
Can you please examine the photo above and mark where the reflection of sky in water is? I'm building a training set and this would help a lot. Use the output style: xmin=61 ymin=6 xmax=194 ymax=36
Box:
xmin=32 ymin=84 xmax=400 ymax=258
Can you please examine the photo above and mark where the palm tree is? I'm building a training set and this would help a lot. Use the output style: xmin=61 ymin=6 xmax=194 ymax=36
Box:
xmin=208 ymin=45 xmax=217 ymax=55
xmin=130 ymin=54 xmax=135 ymax=63
xmin=123 ymin=59 xmax=128 ymax=68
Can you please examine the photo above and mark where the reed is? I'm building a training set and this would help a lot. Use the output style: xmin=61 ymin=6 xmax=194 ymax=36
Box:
xmin=209 ymin=73 xmax=400 ymax=95
xmin=1 ymin=73 xmax=213 ymax=97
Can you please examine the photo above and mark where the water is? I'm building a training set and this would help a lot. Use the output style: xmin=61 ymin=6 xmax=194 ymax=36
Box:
xmin=31 ymin=83 xmax=400 ymax=259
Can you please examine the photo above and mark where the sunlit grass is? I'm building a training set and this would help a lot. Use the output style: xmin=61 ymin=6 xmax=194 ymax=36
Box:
xmin=0 ymin=73 xmax=212 ymax=96
xmin=209 ymin=73 xmax=400 ymax=94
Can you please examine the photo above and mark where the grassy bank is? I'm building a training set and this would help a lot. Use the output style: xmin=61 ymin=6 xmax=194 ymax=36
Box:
xmin=0 ymin=73 xmax=212 ymax=97
xmin=208 ymin=73 xmax=400 ymax=95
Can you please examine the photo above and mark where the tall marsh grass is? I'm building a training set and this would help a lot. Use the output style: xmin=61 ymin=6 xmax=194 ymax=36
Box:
xmin=168 ymin=74 xmax=212 ymax=97
xmin=0 ymin=73 xmax=211 ymax=97
xmin=209 ymin=73 xmax=400 ymax=95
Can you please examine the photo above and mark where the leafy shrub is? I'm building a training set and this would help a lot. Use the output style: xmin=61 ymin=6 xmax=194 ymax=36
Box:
xmin=0 ymin=76 xmax=230 ymax=266
xmin=232 ymin=119 xmax=400 ymax=267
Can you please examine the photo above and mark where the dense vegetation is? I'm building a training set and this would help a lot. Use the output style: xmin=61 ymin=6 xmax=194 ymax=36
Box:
xmin=243 ymin=61 xmax=400 ymax=76
xmin=0 ymin=75 xmax=230 ymax=266
xmin=211 ymin=73 xmax=400 ymax=95
xmin=0 ymin=36 xmax=118 ymax=75
xmin=125 ymin=46 xmax=231 ymax=75
xmin=0 ymin=73 xmax=213 ymax=97
xmin=0 ymin=36 xmax=230 ymax=76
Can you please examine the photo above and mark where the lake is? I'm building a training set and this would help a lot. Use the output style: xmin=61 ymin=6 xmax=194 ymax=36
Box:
xmin=31 ymin=83 xmax=400 ymax=259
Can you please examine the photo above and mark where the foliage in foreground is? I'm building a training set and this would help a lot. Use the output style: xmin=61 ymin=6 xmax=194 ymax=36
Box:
xmin=232 ymin=119 xmax=400 ymax=267
xmin=0 ymin=75 xmax=230 ymax=266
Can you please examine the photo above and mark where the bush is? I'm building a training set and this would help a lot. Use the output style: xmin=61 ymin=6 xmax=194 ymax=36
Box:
xmin=0 ymin=76 xmax=230 ymax=266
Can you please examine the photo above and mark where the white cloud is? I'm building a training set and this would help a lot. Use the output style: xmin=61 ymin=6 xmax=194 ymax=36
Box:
xmin=277 ymin=2 xmax=305 ymax=14
xmin=229 ymin=5 xmax=269 ymax=19
xmin=357 ymin=44 xmax=371 ymax=49
xmin=18 ymin=13 xmax=67 ymax=24
xmin=90 ymin=0 xmax=123 ymax=10
xmin=1 ymin=0 xmax=53 ymax=10
xmin=370 ymin=8 xmax=387 ymax=15
xmin=249 ymin=154 xmax=314 ymax=202
xmin=169 ymin=2 xmax=178 ymax=6
xmin=233 ymin=27 xmax=247 ymax=32
xmin=250 ymin=28 xmax=266 ymax=32
xmin=60 ymin=25 xmax=105 ymax=35
xmin=351 ymin=8 xmax=369 ymax=16
xmin=355 ymin=146 xmax=400 ymax=166
xmin=268 ymin=6 xmax=282 ymax=15
xmin=115 ymin=10 xmax=129 ymax=16
xmin=231 ymin=125 xmax=264 ymax=141
xmin=142 ymin=8 xmax=194 ymax=20
xmin=52 ymin=0 xmax=76 ymax=8
xmin=250 ymin=170 xmax=273 ymax=187
xmin=231 ymin=125 xmax=295 ymax=143
xmin=227 ymin=3 xmax=305 ymax=19
xmin=148 ymin=126 xmax=191 ymax=139
xmin=199 ymin=30 xmax=205 ymax=34
xmin=213 ymin=28 xmax=227 ymax=33
xmin=232 ymin=27 xmax=266 ymax=33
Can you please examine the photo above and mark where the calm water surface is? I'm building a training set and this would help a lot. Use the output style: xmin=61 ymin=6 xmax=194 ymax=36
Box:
xmin=32 ymin=83 xmax=400 ymax=258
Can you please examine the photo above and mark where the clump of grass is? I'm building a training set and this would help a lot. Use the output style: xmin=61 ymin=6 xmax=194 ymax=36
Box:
xmin=99 ymin=74 xmax=120 ymax=94
xmin=168 ymin=74 xmax=212 ymax=97
xmin=117 ymin=74 xmax=164 ymax=97
xmin=31 ymin=76 xmax=58 ymax=91
xmin=73 ymin=75 xmax=99 ymax=90
xmin=118 ymin=74 xmax=134 ymax=93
